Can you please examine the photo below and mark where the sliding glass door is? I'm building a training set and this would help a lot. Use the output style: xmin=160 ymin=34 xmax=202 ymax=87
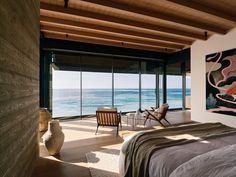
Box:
xmin=141 ymin=74 xmax=156 ymax=109
xmin=114 ymin=73 xmax=139 ymax=112
xmin=82 ymin=72 xmax=112 ymax=115
xmin=140 ymin=61 xmax=159 ymax=110
xmin=80 ymin=55 xmax=113 ymax=115
xmin=113 ymin=59 xmax=139 ymax=112
xmin=52 ymin=68 xmax=80 ymax=117
xmin=167 ymin=75 xmax=183 ymax=108
xmin=166 ymin=63 xmax=183 ymax=109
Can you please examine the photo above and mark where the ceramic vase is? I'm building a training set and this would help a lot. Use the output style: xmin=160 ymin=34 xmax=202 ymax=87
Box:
xmin=42 ymin=120 xmax=64 ymax=155
xmin=39 ymin=108 xmax=52 ymax=132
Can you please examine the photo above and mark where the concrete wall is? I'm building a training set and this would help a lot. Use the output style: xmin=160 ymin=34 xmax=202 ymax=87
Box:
xmin=0 ymin=1 xmax=40 ymax=177
xmin=191 ymin=28 xmax=236 ymax=127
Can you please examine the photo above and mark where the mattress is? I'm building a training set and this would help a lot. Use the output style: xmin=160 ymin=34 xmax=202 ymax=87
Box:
xmin=119 ymin=123 xmax=236 ymax=177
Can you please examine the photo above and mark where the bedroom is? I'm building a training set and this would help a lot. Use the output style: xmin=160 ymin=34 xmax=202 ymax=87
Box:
xmin=0 ymin=1 xmax=236 ymax=177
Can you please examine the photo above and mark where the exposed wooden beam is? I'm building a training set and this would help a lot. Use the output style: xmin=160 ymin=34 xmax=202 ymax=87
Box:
xmin=41 ymin=23 xmax=184 ymax=50
xmin=42 ymin=30 xmax=176 ymax=53
xmin=40 ymin=2 xmax=206 ymax=40
xmin=168 ymin=0 xmax=236 ymax=23
xmin=82 ymin=0 xmax=226 ymax=34
xmin=41 ymin=15 xmax=193 ymax=45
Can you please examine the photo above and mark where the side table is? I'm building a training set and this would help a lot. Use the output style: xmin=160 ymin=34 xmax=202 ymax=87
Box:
xmin=125 ymin=113 xmax=136 ymax=128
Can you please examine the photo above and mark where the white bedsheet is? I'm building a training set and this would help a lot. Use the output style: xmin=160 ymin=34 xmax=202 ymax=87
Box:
xmin=119 ymin=132 xmax=236 ymax=177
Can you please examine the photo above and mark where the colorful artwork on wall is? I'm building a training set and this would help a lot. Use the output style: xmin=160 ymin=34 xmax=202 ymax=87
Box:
xmin=206 ymin=48 xmax=236 ymax=116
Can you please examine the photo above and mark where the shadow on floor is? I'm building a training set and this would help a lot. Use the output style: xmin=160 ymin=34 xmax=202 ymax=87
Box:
xmin=32 ymin=157 xmax=90 ymax=177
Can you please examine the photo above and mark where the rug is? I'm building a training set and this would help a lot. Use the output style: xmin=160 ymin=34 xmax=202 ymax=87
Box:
xmin=86 ymin=148 xmax=120 ymax=177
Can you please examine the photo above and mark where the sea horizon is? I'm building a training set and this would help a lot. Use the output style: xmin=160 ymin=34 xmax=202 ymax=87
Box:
xmin=52 ymin=88 xmax=190 ymax=117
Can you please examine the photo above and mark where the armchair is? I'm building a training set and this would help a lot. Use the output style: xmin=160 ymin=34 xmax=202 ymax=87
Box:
xmin=95 ymin=107 xmax=122 ymax=136
xmin=144 ymin=103 xmax=170 ymax=126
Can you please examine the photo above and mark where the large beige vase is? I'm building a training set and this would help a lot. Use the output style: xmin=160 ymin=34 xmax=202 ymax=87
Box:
xmin=42 ymin=120 xmax=65 ymax=155
xmin=39 ymin=108 xmax=52 ymax=132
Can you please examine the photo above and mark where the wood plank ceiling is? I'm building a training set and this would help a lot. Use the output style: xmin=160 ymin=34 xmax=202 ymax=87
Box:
xmin=40 ymin=0 xmax=236 ymax=53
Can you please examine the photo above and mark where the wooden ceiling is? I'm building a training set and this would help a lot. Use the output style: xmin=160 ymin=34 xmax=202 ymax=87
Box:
xmin=40 ymin=0 xmax=236 ymax=53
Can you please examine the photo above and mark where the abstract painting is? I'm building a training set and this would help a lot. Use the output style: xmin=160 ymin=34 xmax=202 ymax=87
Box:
xmin=206 ymin=48 xmax=236 ymax=116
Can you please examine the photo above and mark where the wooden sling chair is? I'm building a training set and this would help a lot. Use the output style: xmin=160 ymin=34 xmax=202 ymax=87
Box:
xmin=144 ymin=103 xmax=171 ymax=127
xmin=95 ymin=107 xmax=122 ymax=136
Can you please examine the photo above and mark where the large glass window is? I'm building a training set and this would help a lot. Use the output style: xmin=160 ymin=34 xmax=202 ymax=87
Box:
xmin=114 ymin=59 xmax=139 ymax=112
xmin=141 ymin=74 xmax=156 ymax=109
xmin=82 ymin=72 xmax=112 ymax=115
xmin=114 ymin=74 xmax=139 ymax=112
xmin=167 ymin=63 xmax=183 ymax=109
xmin=141 ymin=61 xmax=158 ymax=110
xmin=50 ymin=53 xmax=190 ymax=117
xmin=167 ymin=75 xmax=183 ymax=108
xmin=80 ymin=55 xmax=113 ymax=115
xmin=52 ymin=68 xmax=80 ymax=117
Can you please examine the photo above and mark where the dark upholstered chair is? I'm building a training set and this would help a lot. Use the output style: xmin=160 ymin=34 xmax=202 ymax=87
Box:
xmin=95 ymin=107 xmax=122 ymax=136
xmin=144 ymin=103 xmax=170 ymax=126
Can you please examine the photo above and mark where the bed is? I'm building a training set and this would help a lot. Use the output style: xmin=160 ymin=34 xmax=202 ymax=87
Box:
xmin=119 ymin=122 xmax=236 ymax=177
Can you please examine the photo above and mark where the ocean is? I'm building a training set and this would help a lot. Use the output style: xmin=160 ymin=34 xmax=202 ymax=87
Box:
xmin=52 ymin=88 xmax=190 ymax=117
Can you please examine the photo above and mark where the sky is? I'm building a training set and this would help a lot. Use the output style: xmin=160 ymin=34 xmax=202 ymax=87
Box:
xmin=52 ymin=69 xmax=191 ymax=89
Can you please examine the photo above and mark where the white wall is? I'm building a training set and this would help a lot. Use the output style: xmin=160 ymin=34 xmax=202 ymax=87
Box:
xmin=191 ymin=28 xmax=236 ymax=127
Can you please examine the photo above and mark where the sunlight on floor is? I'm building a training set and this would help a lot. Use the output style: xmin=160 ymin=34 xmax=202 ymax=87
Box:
xmin=34 ymin=111 xmax=191 ymax=177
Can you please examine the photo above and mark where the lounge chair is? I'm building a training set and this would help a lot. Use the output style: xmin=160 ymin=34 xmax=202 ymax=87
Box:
xmin=144 ymin=103 xmax=170 ymax=126
xmin=95 ymin=107 xmax=122 ymax=136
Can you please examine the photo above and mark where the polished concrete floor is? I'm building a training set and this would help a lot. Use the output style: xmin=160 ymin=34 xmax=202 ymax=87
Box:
xmin=32 ymin=111 xmax=191 ymax=177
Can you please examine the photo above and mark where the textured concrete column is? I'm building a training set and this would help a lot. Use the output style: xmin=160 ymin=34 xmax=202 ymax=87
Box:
xmin=0 ymin=1 xmax=40 ymax=177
